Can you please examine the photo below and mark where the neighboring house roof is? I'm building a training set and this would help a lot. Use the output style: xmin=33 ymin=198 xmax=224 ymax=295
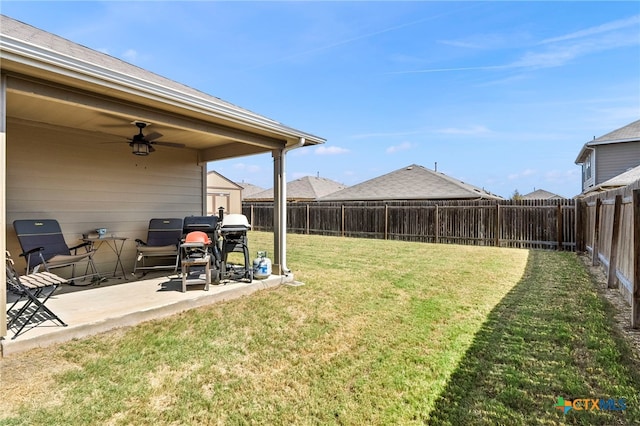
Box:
xmin=521 ymin=189 xmax=566 ymax=200
xmin=575 ymin=119 xmax=640 ymax=164
xmin=584 ymin=164 xmax=640 ymax=194
xmin=318 ymin=164 xmax=503 ymax=201
xmin=237 ymin=182 xmax=266 ymax=199
xmin=245 ymin=176 xmax=347 ymax=201
xmin=0 ymin=14 xmax=325 ymax=160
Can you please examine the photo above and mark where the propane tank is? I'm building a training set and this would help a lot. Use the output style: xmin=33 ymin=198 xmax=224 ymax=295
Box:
xmin=253 ymin=251 xmax=272 ymax=279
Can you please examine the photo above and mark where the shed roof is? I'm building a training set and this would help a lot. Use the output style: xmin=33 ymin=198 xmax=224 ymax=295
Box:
xmin=246 ymin=176 xmax=347 ymax=201
xmin=206 ymin=170 xmax=242 ymax=190
xmin=575 ymin=119 xmax=640 ymax=164
xmin=318 ymin=164 xmax=503 ymax=201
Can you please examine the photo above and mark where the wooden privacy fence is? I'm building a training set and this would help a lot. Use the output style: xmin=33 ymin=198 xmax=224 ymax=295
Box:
xmin=243 ymin=199 xmax=576 ymax=251
xmin=577 ymin=180 xmax=640 ymax=327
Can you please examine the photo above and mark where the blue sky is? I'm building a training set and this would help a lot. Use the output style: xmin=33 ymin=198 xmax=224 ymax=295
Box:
xmin=3 ymin=1 xmax=639 ymax=198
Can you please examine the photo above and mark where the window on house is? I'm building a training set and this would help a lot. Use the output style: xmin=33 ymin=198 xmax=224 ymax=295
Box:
xmin=584 ymin=154 xmax=592 ymax=180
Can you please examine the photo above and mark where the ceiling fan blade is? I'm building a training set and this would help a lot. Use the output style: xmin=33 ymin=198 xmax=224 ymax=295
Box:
xmin=100 ymin=137 xmax=133 ymax=145
xmin=152 ymin=141 xmax=186 ymax=148
xmin=145 ymin=131 xmax=163 ymax=141
xmin=148 ymin=144 xmax=156 ymax=153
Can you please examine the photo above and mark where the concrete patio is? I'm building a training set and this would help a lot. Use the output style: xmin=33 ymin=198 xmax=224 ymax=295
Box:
xmin=2 ymin=272 xmax=294 ymax=357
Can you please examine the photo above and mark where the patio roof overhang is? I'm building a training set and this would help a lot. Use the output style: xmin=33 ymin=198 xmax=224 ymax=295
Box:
xmin=0 ymin=32 xmax=324 ymax=162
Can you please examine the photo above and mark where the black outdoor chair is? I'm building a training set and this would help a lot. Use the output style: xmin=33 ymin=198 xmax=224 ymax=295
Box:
xmin=13 ymin=219 xmax=101 ymax=285
xmin=133 ymin=218 xmax=183 ymax=276
xmin=6 ymin=250 xmax=68 ymax=339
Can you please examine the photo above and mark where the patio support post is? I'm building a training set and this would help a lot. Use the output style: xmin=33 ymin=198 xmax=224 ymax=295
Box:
xmin=273 ymin=149 xmax=283 ymax=275
xmin=272 ymin=138 xmax=306 ymax=276
xmin=1 ymin=73 xmax=7 ymax=338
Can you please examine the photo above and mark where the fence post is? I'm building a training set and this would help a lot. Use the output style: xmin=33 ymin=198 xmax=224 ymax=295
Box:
xmin=384 ymin=204 xmax=388 ymax=240
xmin=557 ymin=204 xmax=564 ymax=251
xmin=341 ymin=204 xmax=345 ymax=237
xmin=494 ymin=204 xmax=501 ymax=247
xmin=575 ymin=198 xmax=584 ymax=252
xmin=608 ymin=195 xmax=622 ymax=289
xmin=306 ymin=204 xmax=310 ymax=235
xmin=632 ymin=190 xmax=640 ymax=328
xmin=592 ymin=198 xmax=602 ymax=266
xmin=435 ymin=204 xmax=440 ymax=244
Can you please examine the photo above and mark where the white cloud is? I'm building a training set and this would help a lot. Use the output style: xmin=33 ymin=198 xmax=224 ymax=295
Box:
xmin=386 ymin=141 xmax=414 ymax=154
xmin=436 ymin=125 xmax=492 ymax=135
xmin=122 ymin=49 xmax=139 ymax=62
xmin=540 ymin=15 xmax=640 ymax=45
xmin=351 ymin=130 xmax=422 ymax=139
xmin=315 ymin=146 xmax=349 ymax=155
xmin=391 ymin=15 xmax=640 ymax=75
xmin=233 ymin=163 xmax=262 ymax=173
xmin=508 ymin=169 xmax=537 ymax=180
xmin=544 ymin=169 xmax=580 ymax=183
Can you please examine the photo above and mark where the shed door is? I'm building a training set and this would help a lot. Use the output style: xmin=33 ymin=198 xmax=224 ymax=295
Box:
xmin=208 ymin=192 xmax=230 ymax=215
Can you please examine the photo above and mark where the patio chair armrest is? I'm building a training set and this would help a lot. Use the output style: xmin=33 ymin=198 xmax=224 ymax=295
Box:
xmin=69 ymin=241 xmax=92 ymax=252
xmin=135 ymin=239 xmax=147 ymax=246
xmin=19 ymin=247 xmax=44 ymax=257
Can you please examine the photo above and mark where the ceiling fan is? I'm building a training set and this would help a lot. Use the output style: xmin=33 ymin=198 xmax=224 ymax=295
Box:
xmin=127 ymin=121 xmax=186 ymax=156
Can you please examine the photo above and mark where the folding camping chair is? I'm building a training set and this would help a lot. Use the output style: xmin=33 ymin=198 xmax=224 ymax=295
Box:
xmin=180 ymin=231 xmax=213 ymax=292
xmin=133 ymin=218 xmax=183 ymax=276
xmin=13 ymin=219 xmax=101 ymax=285
xmin=6 ymin=251 xmax=68 ymax=339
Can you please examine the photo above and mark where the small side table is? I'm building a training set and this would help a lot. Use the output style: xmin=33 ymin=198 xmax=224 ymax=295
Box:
xmin=82 ymin=236 xmax=128 ymax=279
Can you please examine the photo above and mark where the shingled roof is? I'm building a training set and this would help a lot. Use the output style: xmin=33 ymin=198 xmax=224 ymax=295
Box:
xmin=245 ymin=176 xmax=347 ymax=202
xmin=576 ymin=119 xmax=640 ymax=163
xmin=521 ymin=189 xmax=566 ymax=200
xmin=237 ymin=182 xmax=266 ymax=199
xmin=318 ymin=164 xmax=503 ymax=201
xmin=584 ymin=164 xmax=640 ymax=194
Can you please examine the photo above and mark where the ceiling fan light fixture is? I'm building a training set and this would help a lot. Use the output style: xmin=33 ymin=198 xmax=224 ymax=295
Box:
xmin=132 ymin=141 xmax=150 ymax=156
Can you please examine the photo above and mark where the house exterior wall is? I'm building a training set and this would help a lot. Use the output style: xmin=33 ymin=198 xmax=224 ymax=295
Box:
xmin=592 ymin=142 xmax=640 ymax=188
xmin=206 ymin=172 xmax=242 ymax=214
xmin=6 ymin=120 xmax=205 ymax=275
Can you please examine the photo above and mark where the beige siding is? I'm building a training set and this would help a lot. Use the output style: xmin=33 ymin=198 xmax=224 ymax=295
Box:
xmin=6 ymin=120 xmax=204 ymax=276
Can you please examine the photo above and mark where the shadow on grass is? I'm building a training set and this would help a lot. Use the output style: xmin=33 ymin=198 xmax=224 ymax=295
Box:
xmin=428 ymin=250 xmax=640 ymax=426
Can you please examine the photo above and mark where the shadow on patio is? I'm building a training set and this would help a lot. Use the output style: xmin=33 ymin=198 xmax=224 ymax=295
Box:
xmin=2 ymin=271 xmax=292 ymax=357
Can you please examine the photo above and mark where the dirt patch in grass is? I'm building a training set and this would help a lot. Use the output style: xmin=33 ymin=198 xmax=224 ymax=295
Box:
xmin=0 ymin=346 xmax=78 ymax=417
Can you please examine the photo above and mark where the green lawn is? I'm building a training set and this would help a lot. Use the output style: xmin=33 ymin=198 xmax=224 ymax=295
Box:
xmin=1 ymin=232 xmax=639 ymax=425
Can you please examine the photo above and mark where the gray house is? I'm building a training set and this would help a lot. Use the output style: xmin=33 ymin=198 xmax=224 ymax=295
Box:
xmin=318 ymin=164 xmax=503 ymax=201
xmin=583 ymin=163 xmax=640 ymax=194
xmin=575 ymin=119 xmax=640 ymax=194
